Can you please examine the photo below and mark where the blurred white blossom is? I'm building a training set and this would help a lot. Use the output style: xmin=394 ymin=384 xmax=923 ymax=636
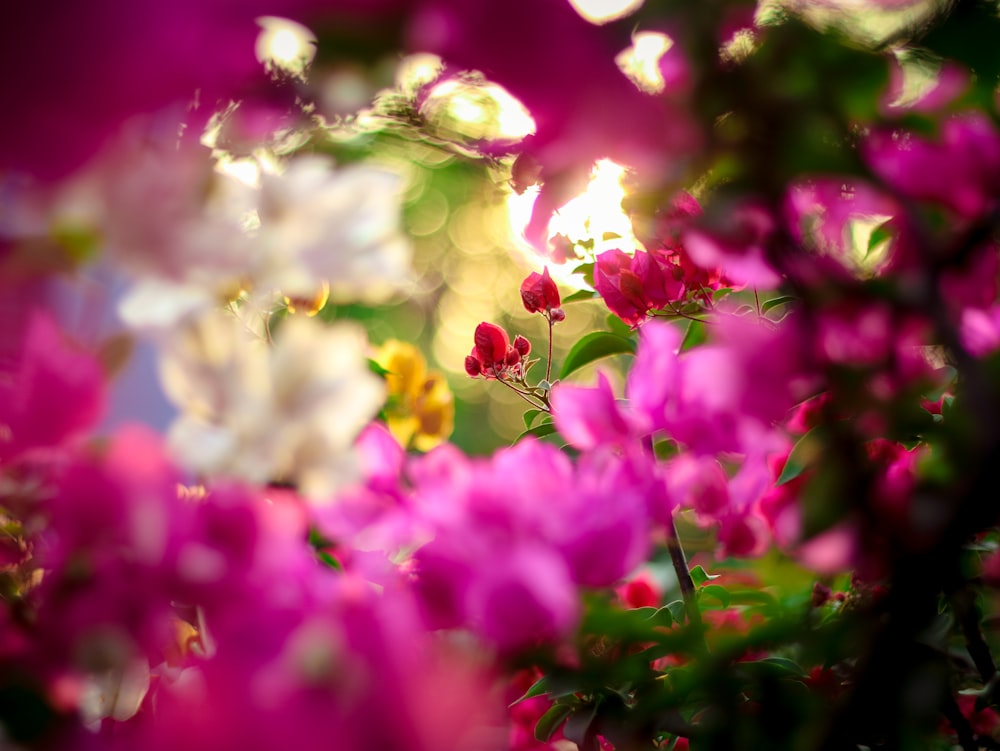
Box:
xmin=108 ymin=144 xmax=412 ymax=331
xmin=160 ymin=310 xmax=385 ymax=498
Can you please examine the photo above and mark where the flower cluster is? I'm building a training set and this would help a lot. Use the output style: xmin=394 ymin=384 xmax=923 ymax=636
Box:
xmin=594 ymin=193 xmax=727 ymax=325
xmin=519 ymin=267 xmax=565 ymax=322
xmin=8 ymin=1 xmax=1000 ymax=750
xmin=464 ymin=323 xmax=532 ymax=380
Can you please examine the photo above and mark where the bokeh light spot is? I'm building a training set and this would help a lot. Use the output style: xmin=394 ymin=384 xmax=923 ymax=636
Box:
xmin=255 ymin=17 xmax=316 ymax=79
xmin=568 ymin=0 xmax=645 ymax=24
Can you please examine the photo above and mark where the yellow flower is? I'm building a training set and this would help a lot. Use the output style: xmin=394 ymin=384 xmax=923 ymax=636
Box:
xmin=375 ymin=340 xmax=454 ymax=451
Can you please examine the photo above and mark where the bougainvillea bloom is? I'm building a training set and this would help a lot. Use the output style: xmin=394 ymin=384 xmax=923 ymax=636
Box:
xmin=783 ymin=177 xmax=901 ymax=278
xmin=0 ymin=311 xmax=105 ymax=462
xmin=863 ymin=112 xmax=1000 ymax=220
xmin=594 ymin=249 xmax=663 ymax=326
xmin=551 ymin=372 xmax=632 ymax=451
xmin=474 ymin=322 xmax=509 ymax=367
xmin=465 ymin=322 xmax=530 ymax=381
xmin=684 ymin=201 xmax=781 ymax=289
xmin=520 ymin=267 xmax=562 ymax=315
xmin=594 ymin=197 xmax=722 ymax=325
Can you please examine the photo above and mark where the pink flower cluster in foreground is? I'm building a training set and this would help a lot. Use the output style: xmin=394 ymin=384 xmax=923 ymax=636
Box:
xmin=0 ymin=310 xmax=502 ymax=751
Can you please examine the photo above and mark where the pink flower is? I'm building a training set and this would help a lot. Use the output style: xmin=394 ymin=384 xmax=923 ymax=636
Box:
xmin=594 ymin=245 xmax=703 ymax=325
xmin=552 ymin=372 xmax=632 ymax=451
xmin=0 ymin=0 xmax=301 ymax=180
xmin=863 ymin=112 xmax=1000 ymax=219
xmin=594 ymin=249 xmax=653 ymax=326
xmin=409 ymin=439 xmax=656 ymax=650
xmin=617 ymin=573 xmax=662 ymax=609
xmin=664 ymin=454 xmax=730 ymax=522
xmin=961 ymin=305 xmax=1000 ymax=356
xmin=626 ymin=315 xmax=809 ymax=454
xmin=520 ymin=267 xmax=561 ymax=315
xmin=145 ymin=580 xmax=503 ymax=751
xmin=783 ymin=177 xmax=901 ymax=277
xmin=466 ymin=321 xmax=529 ymax=381
xmin=683 ymin=201 xmax=781 ymax=289
xmin=561 ymin=451 xmax=653 ymax=586
xmin=464 ymin=545 xmax=579 ymax=652
xmin=0 ymin=311 xmax=105 ymax=462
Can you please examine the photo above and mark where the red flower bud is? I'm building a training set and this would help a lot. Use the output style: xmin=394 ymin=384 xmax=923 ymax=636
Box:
xmin=505 ymin=348 xmax=521 ymax=367
xmin=549 ymin=308 xmax=565 ymax=323
xmin=464 ymin=355 xmax=482 ymax=377
xmin=520 ymin=267 xmax=561 ymax=314
xmin=473 ymin=322 xmax=509 ymax=366
xmin=513 ymin=335 xmax=531 ymax=356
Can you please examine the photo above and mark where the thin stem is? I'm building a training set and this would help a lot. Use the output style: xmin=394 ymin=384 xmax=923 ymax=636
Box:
xmin=652 ymin=307 xmax=711 ymax=325
xmin=753 ymin=286 xmax=762 ymax=318
xmin=494 ymin=377 xmax=548 ymax=411
xmin=640 ymin=436 xmax=707 ymax=650
xmin=699 ymin=285 xmax=716 ymax=311
xmin=665 ymin=516 xmax=705 ymax=641
xmin=545 ymin=315 xmax=554 ymax=383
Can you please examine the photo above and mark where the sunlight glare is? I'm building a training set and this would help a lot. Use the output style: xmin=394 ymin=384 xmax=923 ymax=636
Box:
xmin=489 ymin=85 xmax=536 ymax=140
xmin=616 ymin=32 xmax=673 ymax=94
xmin=396 ymin=54 xmax=444 ymax=96
xmin=255 ymin=17 xmax=316 ymax=78
xmin=423 ymin=79 xmax=535 ymax=141
xmin=848 ymin=214 xmax=894 ymax=276
xmin=506 ymin=159 xmax=643 ymax=287
xmin=215 ymin=156 xmax=261 ymax=189
xmin=568 ymin=0 xmax=645 ymax=24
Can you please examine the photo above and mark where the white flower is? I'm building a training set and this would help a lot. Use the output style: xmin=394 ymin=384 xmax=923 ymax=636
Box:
xmin=255 ymin=155 xmax=413 ymax=303
xmin=108 ymin=144 xmax=412 ymax=331
xmin=160 ymin=310 xmax=385 ymax=498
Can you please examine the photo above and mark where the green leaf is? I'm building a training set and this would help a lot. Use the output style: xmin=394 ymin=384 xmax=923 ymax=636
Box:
xmin=713 ymin=287 xmax=734 ymax=302
xmin=317 ymin=551 xmax=342 ymax=571
xmin=729 ymin=589 xmax=779 ymax=608
xmin=534 ymin=704 xmax=574 ymax=743
xmin=622 ymin=605 xmax=675 ymax=631
xmin=559 ymin=332 xmax=636 ymax=380
xmin=308 ymin=526 xmax=333 ymax=548
xmin=680 ymin=319 xmax=707 ymax=352
xmin=651 ymin=605 xmax=674 ymax=628
xmin=754 ymin=656 xmax=807 ymax=678
xmin=761 ymin=295 xmax=798 ymax=314
xmin=653 ymin=439 xmax=680 ymax=461
xmin=666 ymin=600 xmax=687 ymax=624
xmin=605 ymin=314 xmax=633 ymax=338
xmin=367 ymin=358 xmax=392 ymax=378
xmin=515 ymin=421 xmax=557 ymax=443
xmin=690 ymin=565 xmax=720 ymax=586
xmin=562 ymin=289 xmax=597 ymax=304
xmin=701 ymin=584 xmax=731 ymax=608
xmin=867 ymin=222 xmax=893 ymax=253
xmin=776 ymin=424 xmax=827 ymax=485
xmin=510 ymin=676 xmax=550 ymax=707
xmin=522 ymin=409 xmax=545 ymax=430
xmin=572 ymin=262 xmax=595 ymax=288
